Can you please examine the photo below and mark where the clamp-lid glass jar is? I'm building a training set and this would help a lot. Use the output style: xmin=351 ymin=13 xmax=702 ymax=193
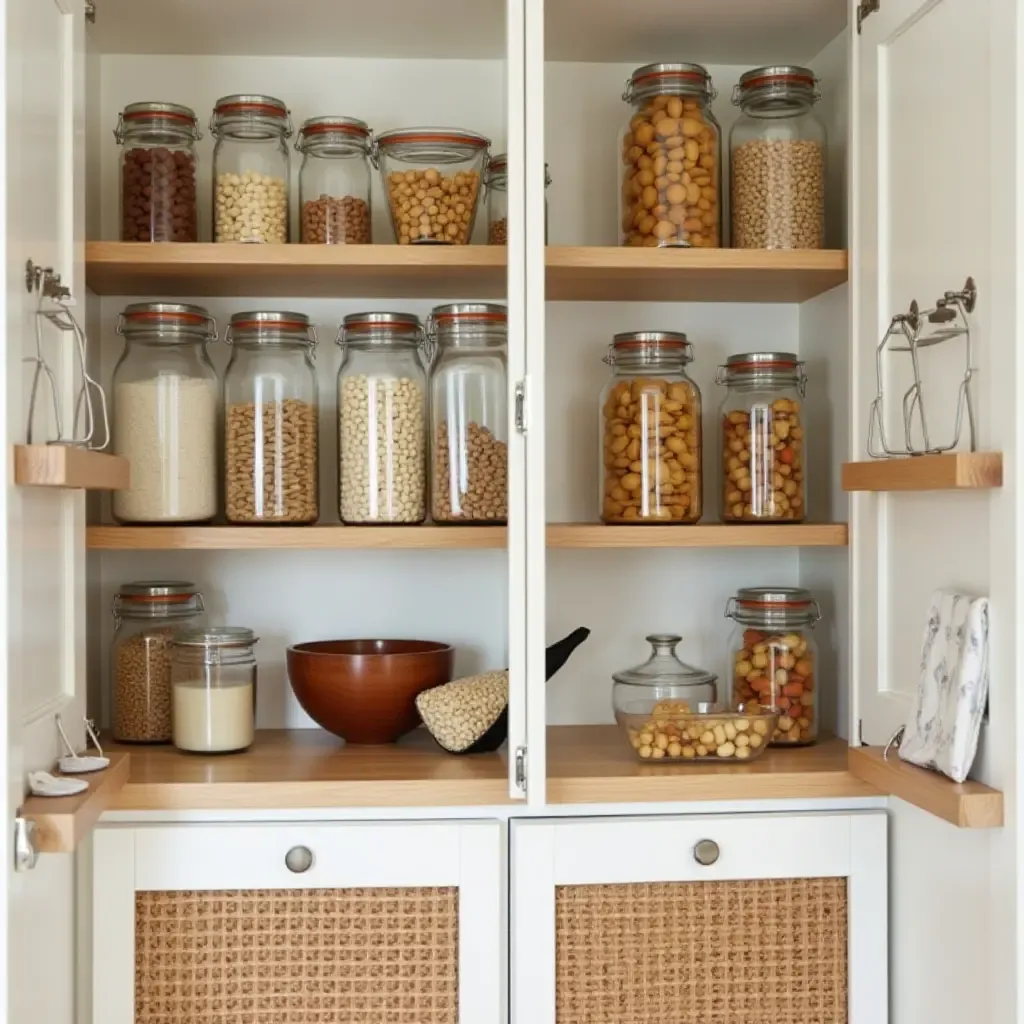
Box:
xmin=717 ymin=351 xmax=807 ymax=523
xmin=115 ymin=101 xmax=201 ymax=242
xmin=600 ymin=331 xmax=702 ymax=524
xmin=726 ymin=586 xmax=821 ymax=745
xmin=210 ymin=94 xmax=292 ymax=243
xmin=484 ymin=154 xmax=551 ymax=244
xmin=295 ymin=116 xmax=372 ymax=244
xmin=111 ymin=303 xmax=219 ymax=525
xmin=337 ymin=312 xmax=427 ymax=525
xmin=621 ymin=63 xmax=721 ymax=248
xmin=730 ymin=66 xmax=826 ymax=249
xmin=223 ymin=311 xmax=319 ymax=524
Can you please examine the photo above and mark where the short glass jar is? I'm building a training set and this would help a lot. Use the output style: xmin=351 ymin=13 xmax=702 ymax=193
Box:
xmin=620 ymin=62 xmax=721 ymax=248
xmin=730 ymin=66 xmax=826 ymax=249
xmin=484 ymin=153 xmax=551 ymax=244
xmin=111 ymin=581 xmax=205 ymax=744
xmin=376 ymin=127 xmax=490 ymax=244
xmin=111 ymin=303 xmax=219 ymax=524
xmin=726 ymin=586 xmax=821 ymax=745
xmin=115 ymin=102 xmax=201 ymax=242
xmin=210 ymin=94 xmax=292 ymax=243
xmin=717 ymin=352 xmax=807 ymax=523
xmin=429 ymin=303 xmax=507 ymax=523
xmin=295 ymin=116 xmax=372 ymax=244
xmin=600 ymin=331 xmax=702 ymax=524
xmin=337 ymin=312 xmax=427 ymax=525
xmin=171 ymin=626 xmax=258 ymax=754
xmin=223 ymin=311 xmax=319 ymax=524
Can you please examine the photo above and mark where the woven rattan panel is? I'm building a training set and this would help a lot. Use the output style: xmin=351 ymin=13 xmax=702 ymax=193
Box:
xmin=135 ymin=887 xmax=458 ymax=1024
xmin=555 ymin=878 xmax=847 ymax=1024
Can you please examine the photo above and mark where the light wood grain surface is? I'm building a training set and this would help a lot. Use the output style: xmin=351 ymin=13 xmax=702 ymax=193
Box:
xmin=545 ymin=523 xmax=848 ymax=548
xmin=841 ymin=453 xmax=1003 ymax=492
xmin=14 ymin=445 xmax=129 ymax=491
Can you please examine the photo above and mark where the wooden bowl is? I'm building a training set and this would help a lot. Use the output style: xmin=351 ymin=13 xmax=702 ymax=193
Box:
xmin=286 ymin=639 xmax=454 ymax=744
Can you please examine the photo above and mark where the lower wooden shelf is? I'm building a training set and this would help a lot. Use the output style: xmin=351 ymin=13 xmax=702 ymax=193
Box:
xmin=14 ymin=445 xmax=129 ymax=490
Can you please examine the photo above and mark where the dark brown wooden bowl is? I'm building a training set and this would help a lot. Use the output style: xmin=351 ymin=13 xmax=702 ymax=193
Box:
xmin=286 ymin=639 xmax=454 ymax=744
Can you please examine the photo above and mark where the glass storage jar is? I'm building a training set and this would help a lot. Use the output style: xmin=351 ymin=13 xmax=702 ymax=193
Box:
xmin=210 ymin=93 xmax=292 ymax=243
xmin=223 ymin=311 xmax=319 ymax=524
xmin=717 ymin=351 xmax=807 ymax=523
xmin=621 ymin=62 xmax=721 ymax=248
xmin=111 ymin=581 xmax=204 ymax=744
xmin=171 ymin=626 xmax=258 ymax=753
xmin=111 ymin=303 xmax=219 ymax=524
xmin=375 ymin=127 xmax=490 ymax=244
xmin=730 ymin=66 xmax=826 ymax=249
xmin=429 ymin=303 xmax=507 ymax=523
xmin=600 ymin=331 xmax=702 ymax=524
xmin=726 ymin=586 xmax=821 ymax=745
xmin=295 ymin=116 xmax=372 ymax=244
xmin=337 ymin=312 xmax=427 ymax=524
xmin=484 ymin=154 xmax=551 ymax=244
xmin=115 ymin=101 xmax=201 ymax=242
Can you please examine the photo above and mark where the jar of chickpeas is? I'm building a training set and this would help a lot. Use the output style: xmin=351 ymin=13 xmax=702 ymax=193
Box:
xmin=620 ymin=62 xmax=721 ymax=248
xmin=716 ymin=351 xmax=806 ymax=522
xmin=599 ymin=331 xmax=702 ymax=524
xmin=726 ymin=586 xmax=821 ymax=746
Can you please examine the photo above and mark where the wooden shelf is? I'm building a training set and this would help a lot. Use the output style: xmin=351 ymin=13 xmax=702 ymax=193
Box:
xmin=547 ymin=522 xmax=847 ymax=548
xmin=20 ymin=753 xmax=130 ymax=852
xmin=14 ymin=445 xmax=129 ymax=490
xmin=842 ymin=452 xmax=1003 ymax=492
xmin=848 ymin=746 xmax=1003 ymax=829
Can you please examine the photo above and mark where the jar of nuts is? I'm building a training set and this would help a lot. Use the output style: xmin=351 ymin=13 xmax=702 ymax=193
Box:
xmin=730 ymin=66 xmax=826 ymax=249
xmin=726 ymin=586 xmax=822 ymax=746
xmin=115 ymin=102 xmax=201 ymax=242
xmin=337 ymin=312 xmax=428 ymax=524
xmin=375 ymin=127 xmax=490 ymax=244
xmin=111 ymin=581 xmax=205 ymax=744
xmin=210 ymin=94 xmax=293 ymax=243
xmin=295 ymin=116 xmax=372 ymax=244
xmin=429 ymin=303 xmax=508 ymax=523
xmin=716 ymin=352 xmax=807 ymax=522
xmin=620 ymin=62 xmax=721 ymax=248
xmin=484 ymin=153 xmax=551 ymax=244
xmin=223 ymin=311 xmax=319 ymax=524
xmin=600 ymin=331 xmax=703 ymax=524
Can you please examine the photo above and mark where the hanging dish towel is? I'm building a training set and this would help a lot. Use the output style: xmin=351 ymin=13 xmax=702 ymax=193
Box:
xmin=899 ymin=590 xmax=989 ymax=783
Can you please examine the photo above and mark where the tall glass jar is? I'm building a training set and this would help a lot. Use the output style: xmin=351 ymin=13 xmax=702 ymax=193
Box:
xmin=171 ymin=627 xmax=258 ymax=754
xmin=600 ymin=331 xmax=702 ymax=524
xmin=223 ymin=311 xmax=319 ymax=524
xmin=717 ymin=352 xmax=807 ymax=523
xmin=484 ymin=154 xmax=551 ymax=244
xmin=111 ymin=582 xmax=204 ymax=744
xmin=429 ymin=303 xmax=507 ymax=524
xmin=620 ymin=63 xmax=721 ymax=248
xmin=375 ymin=127 xmax=490 ymax=244
xmin=111 ymin=303 xmax=219 ymax=524
xmin=115 ymin=102 xmax=201 ymax=242
xmin=337 ymin=312 xmax=427 ymax=524
xmin=210 ymin=94 xmax=292 ymax=243
xmin=730 ymin=66 xmax=826 ymax=249
xmin=726 ymin=587 xmax=822 ymax=746
xmin=295 ymin=116 xmax=372 ymax=244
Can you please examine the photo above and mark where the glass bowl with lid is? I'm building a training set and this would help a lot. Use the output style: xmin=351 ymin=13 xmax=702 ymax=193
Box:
xmin=612 ymin=633 xmax=718 ymax=724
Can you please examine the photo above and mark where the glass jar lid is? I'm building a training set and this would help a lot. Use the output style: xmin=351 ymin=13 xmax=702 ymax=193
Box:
xmin=429 ymin=303 xmax=508 ymax=348
xmin=733 ymin=65 xmax=820 ymax=111
xmin=210 ymin=94 xmax=292 ymax=140
xmin=485 ymin=154 xmax=552 ymax=188
xmin=337 ymin=312 xmax=423 ymax=350
xmin=173 ymin=625 xmax=258 ymax=648
xmin=112 ymin=581 xmax=204 ymax=620
xmin=225 ymin=311 xmax=318 ymax=351
xmin=117 ymin=302 xmax=217 ymax=343
xmin=607 ymin=330 xmax=694 ymax=368
xmin=624 ymin=62 xmax=715 ymax=105
xmin=612 ymin=634 xmax=718 ymax=689
xmin=726 ymin=587 xmax=821 ymax=628
xmin=295 ymin=116 xmax=371 ymax=155
xmin=375 ymin=127 xmax=490 ymax=163
xmin=115 ymin=101 xmax=201 ymax=143
xmin=717 ymin=351 xmax=805 ymax=389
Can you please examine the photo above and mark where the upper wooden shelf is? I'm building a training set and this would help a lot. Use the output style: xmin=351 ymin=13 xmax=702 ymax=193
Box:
xmin=842 ymin=452 xmax=1003 ymax=492
xmin=14 ymin=445 xmax=129 ymax=491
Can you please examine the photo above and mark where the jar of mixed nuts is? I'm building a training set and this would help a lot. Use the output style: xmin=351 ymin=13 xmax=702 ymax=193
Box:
xmin=717 ymin=352 xmax=806 ymax=522
xmin=111 ymin=581 xmax=205 ymax=743
xmin=620 ymin=62 xmax=721 ymax=248
xmin=484 ymin=153 xmax=551 ymax=244
xmin=600 ymin=331 xmax=702 ymax=524
xmin=726 ymin=586 xmax=822 ymax=745
xmin=223 ymin=311 xmax=319 ymax=524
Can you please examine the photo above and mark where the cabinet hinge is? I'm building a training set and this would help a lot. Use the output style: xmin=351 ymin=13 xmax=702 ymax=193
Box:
xmin=856 ymin=719 xmax=865 ymax=747
xmin=84 ymin=0 xmax=96 ymax=24
xmin=514 ymin=745 xmax=527 ymax=794
xmin=857 ymin=0 xmax=879 ymax=33
xmin=514 ymin=379 xmax=527 ymax=435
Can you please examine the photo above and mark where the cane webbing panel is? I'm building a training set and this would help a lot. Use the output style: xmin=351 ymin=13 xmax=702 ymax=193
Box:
xmin=555 ymin=878 xmax=847 ymax=1024
xmin=135 ymin=887 xmax=459 ymax=1024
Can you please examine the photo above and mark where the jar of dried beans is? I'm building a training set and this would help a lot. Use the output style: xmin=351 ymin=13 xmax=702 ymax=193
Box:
xmin=600 ymin=331 xmax=702 ymax=524
xmin=484 ymin=153 xmax=551 ymax=244
xmin=726 ymin=586 xmax=822 ymax=745
xmin=717 ymin=352 xmax=806 ymax=522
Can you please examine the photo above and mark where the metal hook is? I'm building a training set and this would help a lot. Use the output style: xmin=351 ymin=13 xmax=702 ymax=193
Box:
xmin=883 ymin=726 xmax=905 ymax=762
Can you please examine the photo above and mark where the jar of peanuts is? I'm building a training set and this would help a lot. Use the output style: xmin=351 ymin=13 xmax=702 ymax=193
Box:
xmin=620 ymin=62 xmax=721 ymax=248
xmin=484 ymin=153 xmax=551 ymax=244
xmin=295 ymin=116 xmax=372 ymax=244
xmin=730 ymin=66 xmax=826 ymax=249
xmin=726 ymin=586 xmax=822 ymax=746
xmin=716 ymin=352 xmax=806 ymax=522
xmin=375 ymin=127 xmax=490 ymax=244
xmin=600 ymin=331 xmax=702 ymax=524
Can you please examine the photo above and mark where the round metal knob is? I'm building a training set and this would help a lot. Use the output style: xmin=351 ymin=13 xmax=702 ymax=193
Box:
xmin=693 ymin=839 xmax=720 ymax=866
xmin=285 ymin=845 xmax=314 ymax=873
